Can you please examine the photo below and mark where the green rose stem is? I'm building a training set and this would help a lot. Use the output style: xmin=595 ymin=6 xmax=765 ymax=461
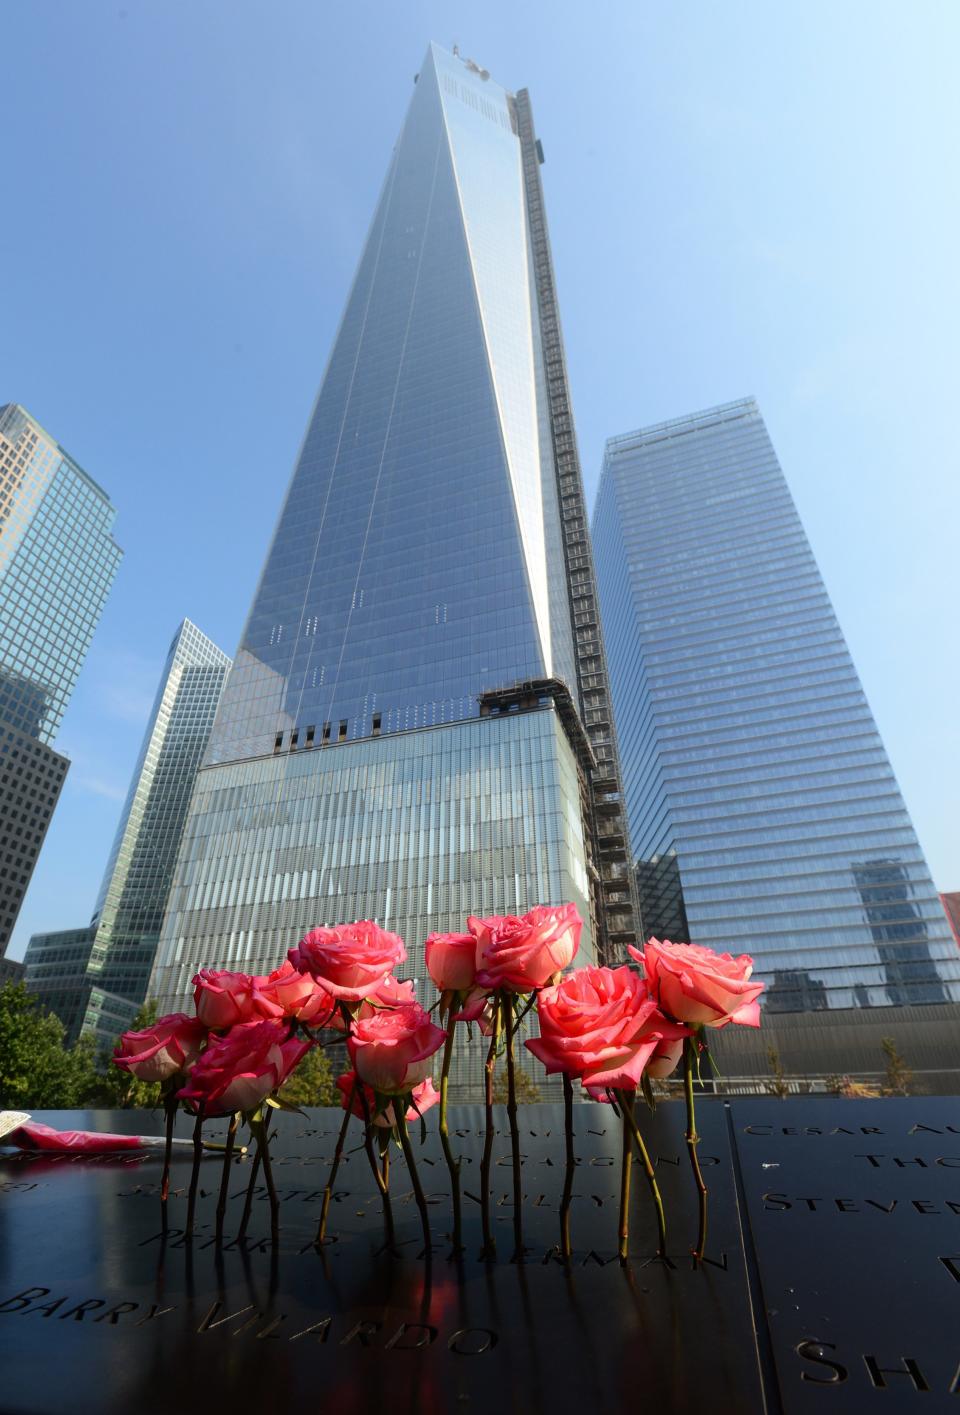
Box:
xmin=357 ymin=1085 xmax=395 ymax=1248
xmin=683 ymin=1031 xmax=708 ymax=1263
xmin=185 ymin=1104 xmax=205 ymax=1236
xmin=479 ymin=994 xmax=501 ymax=1259
xmin=437 ymin=1008 xmax=462 ymax=1252
xmin=252 ymin=1108 xmax=280 ymax=1244
xmin=316 ymin=1086 xmax=353 ymax=1246
xmin=502 ymin=990 xmax=524 ymax=1260
xmin=214 ymin=1110 xmax=241 ymax=1245
xmin=160 ymin=1085 xmax=179 ymax=1232
xmin=315 ymin=1004 xmax=359 ymax=1243
xmin=237 ymin=1147 xmax=261 ymax=1241
xmin=618 ymin=1090 xmax=667 ymax=1258
xmin=559 ymin=1071 xmax=575 ymax=1260
xmin=617 ymin=1100 xmax=633 ymax=1264
xmin=395 ymin=1104 xmax=431 ymax=1256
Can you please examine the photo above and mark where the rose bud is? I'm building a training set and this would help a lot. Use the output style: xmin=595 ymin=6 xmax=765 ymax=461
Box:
xmin=526 ymin=964 xmax=689 ymax=1099
xmin=471 ymin=903 xmax=582 ymax=993
xmin=425 ymin=931 xmax=476 ymax=993
xmin=177 ymin=1020 xmax=311 ymax=1115
xmin=630 ymin=938 xmax=764 ymax=1029
xmin=192 ymin=968 xmax=258 ymax=1029
xmin=645 ymin=1035 xmax=685 ymax=1080
xmin=327 ymin=973 xmax=418 ymax=1032
xmin=347 ymin=1002 xmax=446 ymax=1096
xmin=336 ymin=1071 xmax=440 ymax=1126
xmin=450 ymin=985 xmax=499 ymax=1035
xmin=288 ymin=920 xmax=407 ymax=1003
xmin=253 ymin=960 xmax=337 ymax=1026
xmin=112 ymin=1013 xmax=207 ymax=1082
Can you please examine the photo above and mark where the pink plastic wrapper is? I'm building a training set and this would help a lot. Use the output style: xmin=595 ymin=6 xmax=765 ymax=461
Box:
xmin=10 ymin=1121 xmax=146 ymax=1154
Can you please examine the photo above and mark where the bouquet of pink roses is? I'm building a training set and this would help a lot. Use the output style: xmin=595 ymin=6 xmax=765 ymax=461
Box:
xmin=113 ymin=905 xmax=763 ymax=1263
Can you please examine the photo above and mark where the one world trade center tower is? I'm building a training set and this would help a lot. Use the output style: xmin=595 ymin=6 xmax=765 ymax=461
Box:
xmin=149 ymin=46 xmax=635 ymax=1055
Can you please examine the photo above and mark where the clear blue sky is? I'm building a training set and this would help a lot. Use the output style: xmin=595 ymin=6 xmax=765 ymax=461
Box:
xmin=3 ymin=1 xmax=958 ymax=959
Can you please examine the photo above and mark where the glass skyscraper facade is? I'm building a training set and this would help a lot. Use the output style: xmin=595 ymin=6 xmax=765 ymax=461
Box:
xmin=0 ymin=403 xmax=122 ymax=954
xmin=0 ymin=404 xmax=122 ymax=746
xmin=25 ymin=619 xmax=230 ymax=1044
xmin=207 ymin=45 xmax=576 ymax=766
xmin=149 ymin=45 xmax=635 ymax=1085
xmin=593 ymin=397 xmax=960 ymax=1012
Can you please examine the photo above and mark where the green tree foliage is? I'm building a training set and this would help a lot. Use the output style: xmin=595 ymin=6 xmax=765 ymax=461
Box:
xmin=492 ymin=1069 xmax=542 ymax=1105
xmin=278 ymin=1043 xmax=338 ymax=1107
xmin=880 ymin=1036 xmax=912 ymax=1096
xmin=0 ymin=983 xmax=101 ymax=1110
xmin=766 ymin=1044 xmax=790 ymax=1099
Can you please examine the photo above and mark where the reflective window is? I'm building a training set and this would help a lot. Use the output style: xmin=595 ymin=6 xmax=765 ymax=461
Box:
xmin=593 ymin=399 xmax=960 ymax=1011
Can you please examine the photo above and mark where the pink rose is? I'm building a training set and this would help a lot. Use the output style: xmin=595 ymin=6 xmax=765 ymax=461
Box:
xmin=336 ymin=1071 xmax=440 ymax=1126
xmin=193 ymin=968 xmax=258 ymax=1029
xmin=471 ymin=903 xmax=582 ymax=993
xmin=178 ymin=1020 xmax=311 ymax=1115
xmin=347 ymin=1003 xmax=446 ymax=1095
xmin=364 ymin=973 xmax=417 ymax=1010
xmin=425 ymin=931 xmax=476 ymax=993
xmin=452 ymin=985 xmax=492 ymax=1026
xmin=526 ymin=965 xmax=689 ymax=1098
xmin=630 ymin=938 xmax=764 ymax=1029
xmin=289 ymin=921 xmax=407 ymax=1003
xmin=112 ymin=1013 xmax=207 ymax=1082
xmin=327 ymin=974 xmax=418 ymax=1032
xmin=450 ymin=986 xmax=503 ymax=1036
xmin=253 ymin=960 xmax=336 ymax=1026
xmin=407 ymin=1076 xmax=440 ymax=1117
xmin=646 ymin=1036 xmax=685 ymax=1080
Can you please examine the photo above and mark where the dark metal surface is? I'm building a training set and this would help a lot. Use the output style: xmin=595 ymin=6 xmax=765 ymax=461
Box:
xmin=0 ymin=1102 xmax=763 ymax=1415
xmin=731 ymin=1097 xmax=960 ymax=1412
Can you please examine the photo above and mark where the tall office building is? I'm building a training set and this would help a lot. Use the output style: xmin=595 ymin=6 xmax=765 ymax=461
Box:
xmin=593 ymin=397 xmax=960 ymax=1016
xmin=0 ymin=403 xmax=122 ymax=954
xmin=148 ymin=45 xmax=634 ymax=1077
xmin=25 ymin=620 xmax=230 ymax=1045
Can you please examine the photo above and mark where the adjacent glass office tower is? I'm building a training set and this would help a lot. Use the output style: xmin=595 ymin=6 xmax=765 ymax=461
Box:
xmin=25 ymin=620 xmax=230 ymax=1044
xmin=0 ymin=404 xmax=122 ymax=746
xmin=0 ymin=403 xmax=122 ymax=954
xmin=593 ymin=397 xmax=960 ymax=1012
xmin=149 ymin=45 xmax=634 ymax=1059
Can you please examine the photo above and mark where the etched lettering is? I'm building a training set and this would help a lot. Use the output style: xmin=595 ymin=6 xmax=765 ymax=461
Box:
xmin=340 ymin=1320 xmax=382 ymax=1347
xmin=27 ymin=1296 xmax=67 ymax=1318
xmin=797 ymin=1339 xmax=847 ymax=1384
xmin=700 ymin=1252 xmax=729 ymax=1271
xmin=197 ymin=1301 xmax=255 ymax=1333
xmin=448 ymin=1327 xmax=497 ymax=1355
xmin=60 ymin=1299 xmax=105 ymax=1321
xmin=255 ymin=1314 xmax=288 ymax=1340
xmin=289 ymin=1317 xmax=332 ymax=1343
xmin=863 ymin=1354 xmax=929 ymax=1392
xmin=0 ymin=1287 xmax=50 ymax=1313
xmin=385 ymin=1323 xmax=437 ymax=1350
xmin=95 ymin=1302 xmax=139 ymax=1324
xmin=136 ymin=1304 xmax=175 ymax=1326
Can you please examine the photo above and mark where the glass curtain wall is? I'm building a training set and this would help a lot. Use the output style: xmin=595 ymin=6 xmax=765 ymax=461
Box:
xmin=593 ymin=397 xmax=960 ymax=1011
